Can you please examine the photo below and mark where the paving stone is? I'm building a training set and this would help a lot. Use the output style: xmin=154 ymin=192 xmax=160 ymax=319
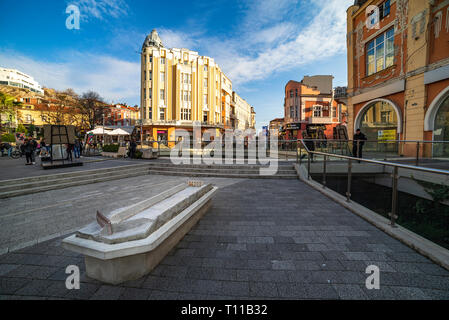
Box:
xmin=271 ymin=260 xmax=295 ymax=271
xmin=0 ymin=278 xmax=29 ymax=295
xmin=14 ymin=279 xmax=53 ymax=296
xmin=90 ymin=285 xmax=124 ymax=300
xmin=220 ymin=281 xmax=249 ymax=297
xmin=249 ymin=282 xmax=279 ymax=298
xmin=333 ymin=284 xmax=369 ymax=300
xmin=119 ymin=287 xmax=151 ymax=300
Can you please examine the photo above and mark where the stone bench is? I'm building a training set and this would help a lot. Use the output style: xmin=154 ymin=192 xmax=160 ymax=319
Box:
xmin=62 ymin=181 xmax=217 ymax=284
xmin=142 ymin=148 xmax=158 ymax=159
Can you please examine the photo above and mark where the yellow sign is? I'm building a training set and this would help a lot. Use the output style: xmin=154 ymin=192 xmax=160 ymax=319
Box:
xmin=378 ymin=129 xmax=396 ymax=143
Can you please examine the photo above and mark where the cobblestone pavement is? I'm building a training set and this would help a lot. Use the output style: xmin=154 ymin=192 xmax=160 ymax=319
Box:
xmin=0 ymin=174 xmax=242 ymax=253
xmin=1 ymin=178 xmax=449 ymax=300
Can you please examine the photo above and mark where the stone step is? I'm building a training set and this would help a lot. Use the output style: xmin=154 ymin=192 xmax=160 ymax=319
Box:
xmin=145 ymin=165 xmax=296 ymax=175
xmin=148 ymin=169 xmax=298 ymax=179
xmin=0 ymin=166 xmax=150 ymax=193
xmin=0 ymin=163 xmax=152 ymax=187
xmin=146 ymin=161 xmax=294 ymax=170
xmin=0 ymin=168 xmax=150 ymax=199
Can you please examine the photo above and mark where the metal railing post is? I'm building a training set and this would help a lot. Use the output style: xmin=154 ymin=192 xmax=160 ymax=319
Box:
xmin=307 ymin=152 xmax=311 ymax=180
xmin=416 ymin=142 xmax=420 ymax=166
xmin=299 ymin=144 xmax=302 ymax=165
xmin=389 ymin=166 xmax=399 ymax=227
xmin=322 ymin=155 xmax=327 ymax=188
xmin=346 ymin=159 xmax=352 ymax=202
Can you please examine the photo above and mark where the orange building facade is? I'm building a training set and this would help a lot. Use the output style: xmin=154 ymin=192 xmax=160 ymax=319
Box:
xmin=347 ymin=0 xmax=449 ymax=156
xmin=282 ymin=76 xmax=345 ymax=140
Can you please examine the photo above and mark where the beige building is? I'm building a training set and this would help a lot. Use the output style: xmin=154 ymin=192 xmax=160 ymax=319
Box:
xmin=231 ymin=92 xmax=254 ymax=130
xmin=140 ymin=29 xmax=254 ymax=145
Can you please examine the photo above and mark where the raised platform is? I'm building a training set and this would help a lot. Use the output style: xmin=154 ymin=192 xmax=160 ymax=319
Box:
xmin=62 ymin=181 xmax=217 ymax=284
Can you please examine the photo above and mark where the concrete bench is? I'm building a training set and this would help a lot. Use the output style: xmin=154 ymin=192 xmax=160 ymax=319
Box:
xmin=142 ymin=148 xmax=158 ymax=159
xmin=62 ymin=181 xmax=217 ymax=284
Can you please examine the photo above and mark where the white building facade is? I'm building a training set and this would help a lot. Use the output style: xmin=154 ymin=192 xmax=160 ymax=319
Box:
xmin=0 ymin=67 xmax=44 ymax=95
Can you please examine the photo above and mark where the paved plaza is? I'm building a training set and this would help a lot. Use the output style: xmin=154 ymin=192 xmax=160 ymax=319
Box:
xmin=1 ymin=174 xmax=449 ymax=300
xmin=0 ymin=156 xmax=143 ymax=181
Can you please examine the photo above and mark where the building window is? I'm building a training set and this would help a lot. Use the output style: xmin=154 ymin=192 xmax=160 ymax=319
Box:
xmin=149 ymin=107 xmax=152 ymax=119
xmin=332 ymin=105 xmax=337 ymax=118
xmin=203 ymin=94 xmax=208 ymax=105
xmin=160 ymin=72 xmax=165 ymax=82
xmin=203 ymin=113 xmax=208 ymax=123
xmin=204 ymin=65 xmax=208 ymax=72
xmin=149 ymin=71 xmax=152 ymax=80
xmin=379 ymin=0 xmax=391 ymax=20
xmin=290 ymin=106 xmax=294 ymax=118
xmin=149 ymin=56 xmax=153 ymax=63
xmin=290 ymin=90 xmax=294 ymax=98
xmin=160 ymin=89 xmax=165 ymax=101
xmin=313 ymin=105 xmax=322 ymax=117
xmin=161 ymin=57 xmax=165 ymax=64
xmin=159 ymin=107 xmax=165 ymax=120
xmin=181 ymin=107 xmax=191 ymax=120
xmin=366 ymin=28 xmax=394 ymax=76
xmin=204 ymin=78 xmax=208 ymax=88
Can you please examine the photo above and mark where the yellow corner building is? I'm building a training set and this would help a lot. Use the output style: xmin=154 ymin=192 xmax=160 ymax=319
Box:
xmin=140 ymin=29 xmax=255 ymax=147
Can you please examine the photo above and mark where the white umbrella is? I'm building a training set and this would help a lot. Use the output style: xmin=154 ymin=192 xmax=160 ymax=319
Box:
xmin=109 ymin=128 xmax=130 ymax=136
xmin=87 ymin=127 xmax=111 ymax=135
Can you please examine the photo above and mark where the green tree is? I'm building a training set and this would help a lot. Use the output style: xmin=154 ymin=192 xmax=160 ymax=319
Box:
xmin=16 ymin=123 xmax=27 ymax=134
xmin=0 ymin=92 xmax=20 ymax=133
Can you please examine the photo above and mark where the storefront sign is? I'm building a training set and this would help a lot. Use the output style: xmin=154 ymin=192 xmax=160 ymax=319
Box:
xmin=378 ymin=129 xmax=397 ymax=142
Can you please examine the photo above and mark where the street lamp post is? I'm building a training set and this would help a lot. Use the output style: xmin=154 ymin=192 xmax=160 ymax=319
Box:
xmin=102 ymin=113 xmax=105 ymax=147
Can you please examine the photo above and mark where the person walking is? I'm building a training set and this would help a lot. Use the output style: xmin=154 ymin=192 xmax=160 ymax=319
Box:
xmin=74 ymin=139 xmax=81 ymax=159
xmin=66 ymin=143 xmax=74 ymax=161
xmin=353 ymin=129 xmax=367 ymax=162
xmin=30 ymin=137 xmax=37 ymax=164
xmin=23 ymin=138 xmax=33 ymax=165
xmin=129 ymin=139 xmax=137 ymax=159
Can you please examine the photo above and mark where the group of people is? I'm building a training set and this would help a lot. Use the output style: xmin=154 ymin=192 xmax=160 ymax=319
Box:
xmin=19 ymin=138 xmax=84 ymax=165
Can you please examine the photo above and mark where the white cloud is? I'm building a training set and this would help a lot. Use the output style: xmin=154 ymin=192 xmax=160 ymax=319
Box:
xmin=159 ymin=0 xmax=352 ymax=85
xmin=69 ymin=0 xmax=129 ymax=21
xmin=0 ymin=50 xmax=140 ymax=104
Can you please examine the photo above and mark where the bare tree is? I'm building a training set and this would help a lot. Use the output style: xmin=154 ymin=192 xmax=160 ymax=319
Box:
xmin=78 ymin=91 xmax=106 ymax=130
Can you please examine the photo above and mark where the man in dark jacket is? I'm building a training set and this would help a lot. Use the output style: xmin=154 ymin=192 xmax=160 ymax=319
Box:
xmin=29 ymin=137 xmax=37 ymax=164
xmin=23 ymin=139 xmax=33 ymax=165
xmin=353 ymin=129 xmax=367 ymax=162
xmin=129 ymin=139 xmax=137 ymax=159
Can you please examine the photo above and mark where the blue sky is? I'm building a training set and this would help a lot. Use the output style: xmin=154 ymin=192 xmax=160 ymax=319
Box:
xmin=0 ymin=0 xmax=353 ymax=129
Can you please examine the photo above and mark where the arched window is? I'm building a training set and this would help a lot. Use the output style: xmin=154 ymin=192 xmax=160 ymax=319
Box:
xmin=433 ymin=95 xmax=449 ymax=157
xmin=359 ymin=101 xmax=398 ymax=151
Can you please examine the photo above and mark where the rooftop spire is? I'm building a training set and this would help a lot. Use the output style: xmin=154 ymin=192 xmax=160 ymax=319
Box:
xmin=142 ymin=29 xmax=164 ymax=51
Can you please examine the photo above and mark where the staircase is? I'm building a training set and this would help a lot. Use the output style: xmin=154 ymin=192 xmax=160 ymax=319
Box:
xmin=0 ymin=164 xmax=152 ymax=199
xmin=147 ymin=162 xmax=298 ymax=179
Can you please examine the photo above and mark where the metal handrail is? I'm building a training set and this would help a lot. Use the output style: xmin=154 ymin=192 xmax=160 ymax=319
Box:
xmin=297 ymin=139 xmax=449 ymax=144
xmin=297 ymin=139 xmax=449 ymax=227
xmin=298 ymin=139 xmax=449 ymax=175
